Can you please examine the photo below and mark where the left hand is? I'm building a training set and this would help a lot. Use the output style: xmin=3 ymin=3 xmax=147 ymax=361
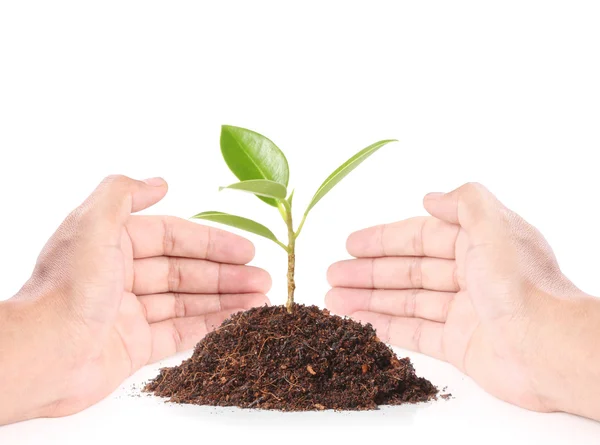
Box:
xmin=1 ymin=175 xmax=270 ymax=424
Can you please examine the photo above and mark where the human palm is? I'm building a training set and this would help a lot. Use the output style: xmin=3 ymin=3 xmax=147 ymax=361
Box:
xmin=326 ymin=183 xmax=581 ymax=411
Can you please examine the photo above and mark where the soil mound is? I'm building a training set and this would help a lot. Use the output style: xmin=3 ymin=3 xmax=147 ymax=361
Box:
xmin=145 ymin=304 xmax=438 ymax=410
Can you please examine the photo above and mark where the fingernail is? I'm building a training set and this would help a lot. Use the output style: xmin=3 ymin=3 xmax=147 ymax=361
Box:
xmin=143 ymin=177 xmax=165 ymax=187
xmin=425 ymin=192 xmax=444 ymax=200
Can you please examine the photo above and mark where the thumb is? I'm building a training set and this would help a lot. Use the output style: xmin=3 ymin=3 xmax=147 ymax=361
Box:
xmin=27 ymin=175 xmax=167 ymax=329
xmin=423 ymin=182 xmax=505 ymax=242
xmin=83 ymin=175 xmax=168 ymax=243
xmin=423 ymin=183 xmax=521 ymax=321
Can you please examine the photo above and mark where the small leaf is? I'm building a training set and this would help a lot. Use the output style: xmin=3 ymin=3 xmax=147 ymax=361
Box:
xmin=304 ymin=139 xmax=397 ymax=214
xmin=219 ymin=179 xmax=287 ymax=201
xmin=220 ymin=125 xmax=290 ymax=206
xmin=191 ymin=211 xmax=287 ymax=250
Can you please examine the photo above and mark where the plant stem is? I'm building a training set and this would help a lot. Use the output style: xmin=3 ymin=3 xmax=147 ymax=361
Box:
xmin=284 ymin=202 xmax=296 ymax=313
xmin=294 ymin=213 xmax=308 ymax=239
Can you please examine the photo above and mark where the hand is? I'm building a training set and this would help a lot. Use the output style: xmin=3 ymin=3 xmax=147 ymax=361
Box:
xmin=326 ymin=182 xmax=597 ymax=414
xmin=0 ymin=175 xmax=270 ymax=424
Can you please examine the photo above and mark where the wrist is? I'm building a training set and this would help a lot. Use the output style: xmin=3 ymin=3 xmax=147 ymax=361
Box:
xmin=530 ymin=292 xmax=600 ymax=419
xmin=0 ymin=296 xmax=63 ymax=424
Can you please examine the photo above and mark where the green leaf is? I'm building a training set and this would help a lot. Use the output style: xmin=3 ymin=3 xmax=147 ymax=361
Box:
xmin=220 ymin=125 xmax=290 ymax=207
xmin=305 ymin=139 xmax=397 ymax=214
xmin=219 ymin=179 xmax=287 ymax=201
xmin=191 ymin=211 xmax=287 ymax=250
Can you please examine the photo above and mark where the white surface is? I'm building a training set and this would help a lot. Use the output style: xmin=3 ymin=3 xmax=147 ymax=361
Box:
xmin=1 ymin=350 xmax=600 ymax=445
xmin=1 ymin=1 xmax=600 ymax=444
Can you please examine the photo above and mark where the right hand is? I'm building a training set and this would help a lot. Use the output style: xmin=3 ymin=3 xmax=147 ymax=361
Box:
xmin=326 ymin=183 xmax=593 ymax=413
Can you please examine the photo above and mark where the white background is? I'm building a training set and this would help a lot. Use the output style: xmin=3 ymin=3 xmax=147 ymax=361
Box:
xmin=1 ymin=1 xmax=600 ymax=443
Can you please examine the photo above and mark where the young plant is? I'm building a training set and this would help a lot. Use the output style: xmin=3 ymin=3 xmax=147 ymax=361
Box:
xmin=193 ymin=125 xmax=396 ymax=313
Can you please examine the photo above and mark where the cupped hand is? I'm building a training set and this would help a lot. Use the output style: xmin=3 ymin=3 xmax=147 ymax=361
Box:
xmin=10 ymin=175 xmax=270 ymax=419
xmin=326 ymin=182 xmax=587 ymax=412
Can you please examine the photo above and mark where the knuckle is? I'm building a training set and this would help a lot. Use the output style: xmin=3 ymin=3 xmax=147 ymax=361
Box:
xmin=170 ymin=319 xmax=183 ymax=351
xmin=460 ymin=182 xmax=486 ymax=201
xmin=463 ymin=181 xmax=484 ymax=192
xmin=367 ymin=289 xmax=376 ymax=312
xmin=412 ymin=219 xmax=425 ymax=256
xmin=412 ymin=320 xmax=424 ymax=352
xmin=97 ymin=175 xmax=135 ymax=217
xmin=215 ymin=263 xmax=222 ymax=294
xmin=100 ymin=175 xmax=136 ymax=201
xmin=203 ymin=226 xmax=213 ymax=259
xmin=172 ymin=293 xmax=186 ymax=318
xmin=167 ymin=257 xmax=182 ymax=291
xmin=378 ymin=224 xmax=387 ymax=256
xmin=103 ymin=174 xmax=129 ymax=185
xmin=162 ymin=217 xmax=177 ymax=255
xmin=404 ymin=289 xmax=419 ymax=317
xmin=408 ymin=257 xmax=423 ymax=288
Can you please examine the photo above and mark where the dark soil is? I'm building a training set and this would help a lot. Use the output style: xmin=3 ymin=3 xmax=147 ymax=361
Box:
xmin=144 ymin=304 xmax=439 ymax=411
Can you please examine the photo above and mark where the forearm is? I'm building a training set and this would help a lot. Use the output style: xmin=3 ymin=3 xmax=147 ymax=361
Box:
xmin=0 ymin=298 xmax=59 ymax=425
xmin=536 ymin=295 xmax=600 ymax=421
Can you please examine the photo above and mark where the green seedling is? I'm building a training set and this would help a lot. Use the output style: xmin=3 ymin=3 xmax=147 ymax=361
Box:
xmin=193 ymin=125 xmax=396 ymax=313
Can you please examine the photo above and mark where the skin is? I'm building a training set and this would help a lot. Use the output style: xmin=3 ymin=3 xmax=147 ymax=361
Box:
xmin=0 ymin=175 xmax=271 ymax=425
xmin=326 ymin=182 xmax=600 ymax=421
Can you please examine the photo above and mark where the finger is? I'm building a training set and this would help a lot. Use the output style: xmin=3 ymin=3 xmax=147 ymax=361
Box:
xmin=351 ymin=311 xmax=445 ymax=361
xmin=148 ymin=310 xmax=239 ymax=363
xmin=80 ymin=175 xmax=168 ymax=245
xmin=326 ymin=287 xmax=453 ymax=322
xmin=133 ymin=257 xmax=271 ymax=295
xmin=126 ymin=215 xmax=255 ymax=264
xmin=423 ymin=183 xmax=505 ymax=243
xmin=327 ymin=257 xmax=458 ymax=292
xmin=346 ymin=216 xmax=459 ymax=259
xmin=138 ymin=292 xmax=269 ymax=323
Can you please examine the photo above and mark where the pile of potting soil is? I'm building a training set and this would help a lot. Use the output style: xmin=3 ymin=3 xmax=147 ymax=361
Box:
xmin=144 ymin=304 xmax=438 ymax=410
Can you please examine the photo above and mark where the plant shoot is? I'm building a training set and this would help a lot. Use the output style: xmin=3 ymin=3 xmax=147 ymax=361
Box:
xmin=193 ymin=125 xmax=396 ymax=313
